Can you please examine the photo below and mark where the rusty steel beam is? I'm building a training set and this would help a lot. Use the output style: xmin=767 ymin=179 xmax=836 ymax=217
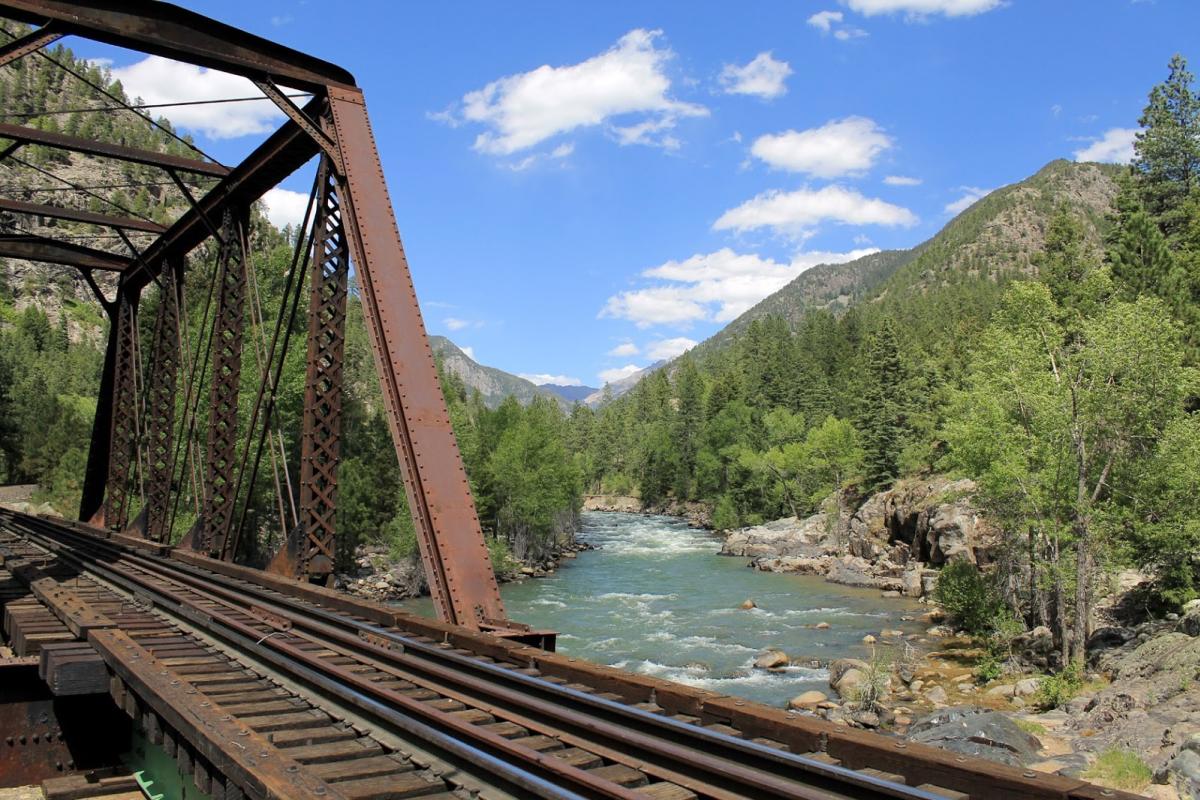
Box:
xmin=124 ymin=107 xmax=321 ymax=295
xmin=0 ymin=121 xmax=229 ymax=176
xmin=0 ymin=22 xmax=62 ymax=68
xmin=0 ymin=233 xmax=130 ymax=272
xmin=196 ymin=208 xmax=248 ymax=559
xmin=101 ymin=285 xmax=138 ymax=531
xmin=142 ymin=258 xmax=182 ymax=543
xmin=267 ymin=157 xmax=347 ymax=583
xmin=0 ymin=197 xmax=166 ymax=232
xmin=0 ymin=0 xmax=356 ymax=94
xmin=328 ymin=87 xmax=506 ymax=629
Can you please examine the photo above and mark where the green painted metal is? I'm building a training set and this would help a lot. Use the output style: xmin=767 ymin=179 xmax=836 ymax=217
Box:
xmin=122 ymin=729 xmax=211 ymax=800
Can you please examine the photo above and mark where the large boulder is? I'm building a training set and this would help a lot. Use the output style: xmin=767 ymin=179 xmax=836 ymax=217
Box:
xmin=907 ymin=707 xmax=1042 ymax=767
xmin=1165 ymin=734 xmax=1200 ymax=799
xmin=754 ymin=649 xmax=790 ymax=670
xmin=1180 ymin=604 xmax=1200 ymax=638
xmin=721 ymin=513 xmax=830 ymax=559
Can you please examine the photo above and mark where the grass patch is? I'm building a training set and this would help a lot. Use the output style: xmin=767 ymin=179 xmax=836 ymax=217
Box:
xmin=1014 ymin=719 xmax=1047 ymax=736
xmin=1083 ymin=749 xmax=1152 ymax=792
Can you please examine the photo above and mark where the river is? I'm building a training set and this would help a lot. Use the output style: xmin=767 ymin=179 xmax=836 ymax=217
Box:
xmin=399 ymin=511 xmax=924 ymax=708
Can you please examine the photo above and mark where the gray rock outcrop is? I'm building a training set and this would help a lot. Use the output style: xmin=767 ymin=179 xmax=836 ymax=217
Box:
xmin=720 ymin=476 xmax=996 ymax=598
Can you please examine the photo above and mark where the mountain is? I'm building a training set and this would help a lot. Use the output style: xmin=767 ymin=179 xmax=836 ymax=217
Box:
xmin=694 ymin=160 xmax=1121 ymax=355
xmin=583 ymin=360 xmax=668 ymax=407
xmin=428 ymin=336 xmax=572 ymax=410
xmin=541 ymin=384 xmax=598 ymax=403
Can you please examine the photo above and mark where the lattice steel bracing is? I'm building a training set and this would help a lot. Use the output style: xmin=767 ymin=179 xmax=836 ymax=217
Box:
xmin=102 ymin=285 xmax=139 ymax=531
xmin=297 ymin=158 xmax=349 ymax=582
xmin=197 ymin=209 xmax=248 ymax=557
xmin=143 ymin=259 xmax=183 ymax=543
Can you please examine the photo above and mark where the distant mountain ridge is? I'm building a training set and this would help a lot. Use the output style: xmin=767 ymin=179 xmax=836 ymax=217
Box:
xmin=429 ymin=336 xmax=572 ymax=410
xmin=541 ymin=384 xmax=598 ymax=403
xmin=694 ymin=159 xmax=1121 ymax=356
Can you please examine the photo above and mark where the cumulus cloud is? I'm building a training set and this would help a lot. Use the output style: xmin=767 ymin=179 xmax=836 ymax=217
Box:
xmin=261 ymin=188 xmax=310 ymax=230
xmin=647 ymin=337 xmax=698 ymax=360
xmin=460 ymin=346 xmax=476 ymax=360
xmin=808 ymin=10 xmax=869 ymax=38
xmin=601 ymin=246 xmax=878 ymax=327
xmin=714 ymin=185 xmax=917 ymax=238
xmin=1073 ymin=128 xmax=1137 ymax=164
xmin=109 ymin=56 xmax=283 ymax=139
xmin=719 ymin=52 xmax=792 ymax=100
xmin=844 ymin=0 xmax=1003 ymax=18
xmin=884 ymin=175 xmax=922 ymax=186
xmin=519 ymin=373 xmax=583 ymax=386
xmin=449 ymin=29 xmax=706 ymax=155
xmin=608 ymin=341 xmax=641 ymax=357
xmin=944 ymin=186 xmax=994 ymax=214
xmin=750 ymin=117 xmax=893 ymax=178
xmin=808 ymin=10 xmax=844 ymax=31
xmin=599 ymin=364 xmax=644 ymax=384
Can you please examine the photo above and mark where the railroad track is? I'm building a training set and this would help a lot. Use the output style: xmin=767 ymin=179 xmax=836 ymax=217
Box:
xmin=0 ymin=509 xmax=1135 ymax=800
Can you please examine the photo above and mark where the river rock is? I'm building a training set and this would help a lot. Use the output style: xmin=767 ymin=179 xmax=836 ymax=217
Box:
xmin=740 ymin=598 xmax=757 ymax=610
xmin=815 ymin=622 xmax=831 ymax=630
xmin=862 ymin=634 xmax=876 ymax=645
xmin=834 ymin=668 xmax=866 ymax=698
xmin=1180 ymin=604 xmax=1200 ymax=637
xmin=924 ymin=685 xmax=949 ymax=705
xmin=1165 ymin=733 xmax=1200 ymax=799
xmin=788 ymin=691 xmax=827 ymax=709
xmin=829 ymin=658 xmax=868 ymax=685
xmin=1014 ymin=678 xmax=1040 ymax=697
xmin=754 ymin=649 xmax=789 ymax=670
xmin=907 ymin=707 xmax=1042 ymax=767
xmin=985 ymin=684 xmax=1016 ymax=698
xmin=721 ymin=513 xmax=829 ymax=558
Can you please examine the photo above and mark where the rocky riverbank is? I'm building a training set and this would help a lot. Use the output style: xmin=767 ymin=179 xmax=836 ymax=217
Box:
xmin=745 ymin=598 xmax=1200 ymax=798
xmin=582 ymin=494 xmax=712 ymax=528
xmin=334 ymin=537 xmax=594 ymax=603
xmin=720 ymin=476 xmax=995 ymax=601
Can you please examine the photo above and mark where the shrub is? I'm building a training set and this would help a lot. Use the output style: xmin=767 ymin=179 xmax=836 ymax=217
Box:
xmin=711 ymin=495 xmax=740 ymax=531
xmin=934 ymin=561 xmax=1004 ymax=636
xmin=851 ymin=649 xmax=893 ymax=712
xmin=1083 ymin=749 xmax=1152 ymax=792
xmin=486 ymin=535 xmax=519 ymax=576
xmin=1036 ymin=661 xmax=1083 ymax=710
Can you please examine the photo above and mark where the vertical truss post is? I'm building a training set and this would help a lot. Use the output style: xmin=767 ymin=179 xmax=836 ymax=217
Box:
xmin=195 ymin=208 xmax=248 ymax=558
xmin=327 ymin=88 xmax=506 ymax=629
xmin=102 ymin=283 xmax=139 ymax=531
xmin=297 ymin=158 xmax=349 ymax=582
xmin=142 ymin=258 xmax=183 ymax=543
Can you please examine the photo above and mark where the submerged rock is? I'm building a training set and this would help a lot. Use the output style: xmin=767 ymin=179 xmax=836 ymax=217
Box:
xmin=754 ymin=649 xmax=789 ymax=670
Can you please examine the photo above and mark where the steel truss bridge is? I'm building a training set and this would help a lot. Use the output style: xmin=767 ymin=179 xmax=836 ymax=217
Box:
xmin=0 ymin=3 xmax=1136 ymax=800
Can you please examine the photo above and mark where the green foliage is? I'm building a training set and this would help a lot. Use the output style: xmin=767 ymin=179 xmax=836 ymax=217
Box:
xmin=710 ymin=495 xmax=739 ymax=531
xmin=850 ymin=648 xmax=893 ymax=712
xmin=935 ymin=561 xmax=1005 ymax=636
xmin=1083 ymin=749 xmax=1153 ymax=793
xmin=1035 ymin=661 xmax=1084 ymax=710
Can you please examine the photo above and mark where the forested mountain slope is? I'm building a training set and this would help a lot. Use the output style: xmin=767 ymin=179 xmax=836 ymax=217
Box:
xmin=429 ymin=335 xmax=570 ymax=410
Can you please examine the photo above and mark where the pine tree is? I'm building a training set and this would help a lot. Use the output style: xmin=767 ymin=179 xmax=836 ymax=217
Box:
xmin=1133 ymin=54 xmax=1200 ymax=241
xmin=859 ymin=319 xmax=905 ymax=492
xmin=1109 ymin=205 xmax=1177 ymax=301
xmin=1039 ymin=205 xmax=1091 ymax=308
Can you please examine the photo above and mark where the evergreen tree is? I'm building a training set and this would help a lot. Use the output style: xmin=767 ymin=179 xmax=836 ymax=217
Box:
xmin=1110 ymin=205 xmax=1177 ymax=300
xmin=859 ymin=319 xmax=905 ymax=491
xmin=1133 ymin=54 xmax=1200 ymax=241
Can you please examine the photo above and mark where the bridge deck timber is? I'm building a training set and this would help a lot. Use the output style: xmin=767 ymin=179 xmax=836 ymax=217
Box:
xmin=0 ymin=509 xmax=1135 ymax=800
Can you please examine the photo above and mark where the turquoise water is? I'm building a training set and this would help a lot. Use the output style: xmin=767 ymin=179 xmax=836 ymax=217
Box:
xmin=399 ymin=511 xmax=923 ymax=708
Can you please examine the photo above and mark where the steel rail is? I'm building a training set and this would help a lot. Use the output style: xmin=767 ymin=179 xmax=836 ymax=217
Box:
xmin=7 ymin=513 xmax=945 ymax=800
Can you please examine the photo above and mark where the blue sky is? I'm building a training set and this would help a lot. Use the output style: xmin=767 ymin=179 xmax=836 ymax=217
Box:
xmin=74 ymin=1 xmax=1197 ymax=387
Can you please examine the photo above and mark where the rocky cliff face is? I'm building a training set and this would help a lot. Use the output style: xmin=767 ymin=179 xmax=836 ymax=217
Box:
xmin=721 ymin=476 xmax=997 ymax=599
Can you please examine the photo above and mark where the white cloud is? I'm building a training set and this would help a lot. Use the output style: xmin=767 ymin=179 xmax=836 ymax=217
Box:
xmin=884 ymin=175 xmax=922 ymax=186
xmin=599 ymin=364 xmax=644 ymax=384
xmin=460 ymin=346 xmax=476 ymax=360
xmin=751 ymin=117 xmax=892 ymax=178
xmin=601 ymin=246 xmax=878 ymax=327
xmin=647 ymin=337 xmax=698 ymax=360
xmin=809 ymin=10 xmax=868 ymax=39
xmin=550 ymin=142 xmax=575 ymax=158
xmin=519 ymin=373 xmax=583 ymax=386
xmin=608 ymin=341 xmax=641 ymax=357
xmin=808 ymin=10 xmax=844 ymax=31
xmin=844 ymin=0 xmax=1004 ymax=18
xmin=1073 ymin=128 xmax=1137 ymax=164
xmin=719 ymin=52 xmax=792 ymax=100
xmin=714 ymin=185 xmax=917 ymax=238
xmin=944 ymin=186 xmax=994 ymax=214
xmin=261 ymin=188 xmax=310 ymax=230
xmin=109 ymin=56 xmax=282 ymax=139
xmin=444 ymin=317 xmax=470 ymax=331
xmin=453 ymin=29 xmax=707 ymax=155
